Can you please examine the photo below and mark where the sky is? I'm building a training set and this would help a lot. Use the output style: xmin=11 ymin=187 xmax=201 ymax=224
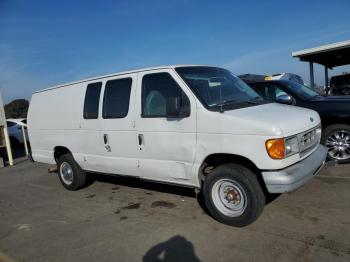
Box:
xmin=0 ymin=0 xmax=350 ymax=103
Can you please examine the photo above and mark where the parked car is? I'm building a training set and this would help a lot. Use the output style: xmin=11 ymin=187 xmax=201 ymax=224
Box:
xmin=28 ymin=65 xmax=327 ymax=226
xmin=330 ymin=73 xmax=350 ymax=95
xmin=265 ymin=73 xmax=304 ymax=85
xmin=238 ymin=74 xmax=267 ymax=83
xmin=248 ymin=80 xmax=350 ymax=163
xmin=6 ymin=118 xmax=29 ymax=148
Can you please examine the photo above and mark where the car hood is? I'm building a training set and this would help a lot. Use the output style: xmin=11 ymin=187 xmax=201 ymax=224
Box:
xmin=221 ymin=103 xmax=320 ymax=136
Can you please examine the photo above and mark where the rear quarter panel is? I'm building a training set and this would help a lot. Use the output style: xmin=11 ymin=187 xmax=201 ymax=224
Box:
xmin=28 ymin=84 xmax=86 ymax=164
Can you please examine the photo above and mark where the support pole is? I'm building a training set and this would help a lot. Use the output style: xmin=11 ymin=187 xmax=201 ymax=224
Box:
xmin=324 ymin=66 xmax=329 ymax=94
xmin=21 ymin=125 xmax=29 ymax=157
xmin=309 ymin=62 xmax=314 ymax=89
xmin=3 ymin=127 xmax=13 ymax=166
xmin=0 ymin=92 xmax=14 ymax=166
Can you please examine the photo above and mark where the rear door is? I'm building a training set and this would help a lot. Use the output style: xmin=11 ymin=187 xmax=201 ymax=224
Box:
xmin=99 ymin=74 xmax=139 ymax=176
xmin=135 ymin=69 xmax=197 ymax=185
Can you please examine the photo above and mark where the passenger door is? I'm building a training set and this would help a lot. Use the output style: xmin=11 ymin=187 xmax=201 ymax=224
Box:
xmin=99 ymin=74 xmax=139 ymax=176
xmin=135 ymin=69 xmax=197 ymax=185
xmin=80 ymin=82 xmax=108 ymax=172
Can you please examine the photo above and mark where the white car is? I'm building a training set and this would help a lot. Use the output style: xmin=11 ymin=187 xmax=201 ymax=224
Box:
xmin=6 ymin=118 xmax=28 ymax=147
xmin=28 ymin=65 xmax=327 ymax=226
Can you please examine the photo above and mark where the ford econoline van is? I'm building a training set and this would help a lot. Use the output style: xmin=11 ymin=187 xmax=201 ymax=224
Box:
xmin=28 ymin=65 xmax=327 ymax=226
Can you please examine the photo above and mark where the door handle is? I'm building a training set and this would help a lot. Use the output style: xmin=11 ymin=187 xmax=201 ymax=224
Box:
xmin=138 ymin=134 xmax=144 ymax=146
xmin=103 ymin=134 xmax=108 ymax=144
xmin=103 ymin=134 xmax=111 ymax=152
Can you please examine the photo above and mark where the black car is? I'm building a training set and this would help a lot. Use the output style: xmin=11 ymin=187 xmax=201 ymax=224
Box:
xmin=330 ymin=73 xmax=350 ymax=95
xmin=248 ymin=80 xmax=350 ymax=163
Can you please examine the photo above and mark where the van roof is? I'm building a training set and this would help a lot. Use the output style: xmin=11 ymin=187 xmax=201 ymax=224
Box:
xmin=34 ymin=64 xmax=208 ymax=94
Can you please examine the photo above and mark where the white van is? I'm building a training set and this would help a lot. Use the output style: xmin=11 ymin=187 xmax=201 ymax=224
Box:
xmin=28 ymin=65 xmax=327 ymax=226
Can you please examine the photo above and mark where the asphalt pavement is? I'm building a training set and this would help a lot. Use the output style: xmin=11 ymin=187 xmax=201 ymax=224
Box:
xmin=0 ymin=159 xmax=349 ymax=262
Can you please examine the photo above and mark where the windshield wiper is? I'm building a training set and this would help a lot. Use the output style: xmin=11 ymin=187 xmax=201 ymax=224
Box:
xmin=217 ymin=100 xmax=237 ymax=112
xmin=214 ymin=97 xmax=264 ymax=112
xmin=247 ymin=96 xmax=263 ymax=104
xmin=220 ymin=100 xmax=238 ymax=106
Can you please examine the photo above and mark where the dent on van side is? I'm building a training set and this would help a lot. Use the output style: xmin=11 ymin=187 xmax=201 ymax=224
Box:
xmin=28 ymin=65 xmax=327 ymax=227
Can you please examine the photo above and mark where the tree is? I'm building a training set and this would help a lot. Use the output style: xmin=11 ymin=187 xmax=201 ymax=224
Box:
xmin=4 ymin=99 xmax=29 ymax=118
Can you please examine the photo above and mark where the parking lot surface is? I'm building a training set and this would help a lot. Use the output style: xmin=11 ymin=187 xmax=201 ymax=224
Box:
xmin=0 ymin=160 xmax=349 ymax=262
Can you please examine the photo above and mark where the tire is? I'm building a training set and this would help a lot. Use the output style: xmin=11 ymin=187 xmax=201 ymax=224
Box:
xmin=203 ymin=163 xmax=265 ymax=227
xmin=57 ymin=153 xmax=86 ymax=190
xmin=321 ymin=124 xmax=350 ymax=164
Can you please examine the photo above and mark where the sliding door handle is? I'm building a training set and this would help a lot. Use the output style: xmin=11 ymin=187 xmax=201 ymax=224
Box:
xmin=103 ymin=134 xmax=111 ymax=152
xmin=138 ymin=134 xmax=144 ymax=146
xmin=103 ymin=134 xmax=108 ymax=144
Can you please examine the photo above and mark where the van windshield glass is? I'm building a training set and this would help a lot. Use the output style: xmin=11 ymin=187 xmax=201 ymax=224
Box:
xmin=175 ymin=66 xmax=265 ymax=111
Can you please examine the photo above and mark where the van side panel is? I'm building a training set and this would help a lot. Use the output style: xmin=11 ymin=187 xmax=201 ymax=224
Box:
xmin=28 ymin=84 xmax=92 ymax=167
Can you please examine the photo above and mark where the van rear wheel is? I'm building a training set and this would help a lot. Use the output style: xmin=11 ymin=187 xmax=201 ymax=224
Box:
xmin=57 ymin=154 xmax=86 ymax=190
xmin=203 ymin=163 xmax=265 ymax=227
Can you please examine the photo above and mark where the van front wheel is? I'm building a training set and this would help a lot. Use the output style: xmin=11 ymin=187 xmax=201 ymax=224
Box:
xmin=57 ymin=154 xmax=86 ymax=190
xmin=203 ymin=164 xmax=265 ymax=227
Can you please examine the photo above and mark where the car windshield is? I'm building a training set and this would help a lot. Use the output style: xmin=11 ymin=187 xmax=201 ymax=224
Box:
xmin=286 ymin=81 xmax=319 ymax=99
xmin=175 ymin=66 xmax=264 ymax=110
xmin=6 ymin=121 xmax=16 ymax=127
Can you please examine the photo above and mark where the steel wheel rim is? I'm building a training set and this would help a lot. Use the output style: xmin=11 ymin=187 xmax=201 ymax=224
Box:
xmin=211 ymin=179 xmax=247 ymax=217
xmin=326 ymin=130 xmax=350 ymax=160
xmin=60 ymin=162 xmax=73 ymax=185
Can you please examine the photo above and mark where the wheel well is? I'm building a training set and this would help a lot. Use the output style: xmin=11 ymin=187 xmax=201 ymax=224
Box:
xmin=322 ymin=118 xmax=350 ymax=129
xmin=198 ymin=153 xmax=264 ymax=188
xmin=54 ymin=146 xmax=71 ymax=162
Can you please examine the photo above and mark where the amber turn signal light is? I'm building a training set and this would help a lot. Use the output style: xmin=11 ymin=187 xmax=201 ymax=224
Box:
xmin=266 ymin=139 xmax=285 ymax=159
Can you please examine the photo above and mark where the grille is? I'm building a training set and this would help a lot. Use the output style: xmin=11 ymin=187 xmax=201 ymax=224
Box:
xmin=298 ymin=126 xmax=321 ymax=157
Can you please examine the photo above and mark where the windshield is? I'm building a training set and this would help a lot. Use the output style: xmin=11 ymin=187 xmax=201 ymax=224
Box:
xmin=286 ymin=81 xmax=319 ymax=99
xmin=175 ymin=66 xmax=263 ymax=110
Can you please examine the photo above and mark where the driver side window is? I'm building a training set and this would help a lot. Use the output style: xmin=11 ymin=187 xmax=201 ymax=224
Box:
xmin=274 ymin=87 xmax=288 ymax=99
xmin=252 ymin=84 xmax=290 ymax=102
xmin=265 ymin=84 xmax=288 ymax=101
xmin=141 ymin=72 xmax=190 ymax=118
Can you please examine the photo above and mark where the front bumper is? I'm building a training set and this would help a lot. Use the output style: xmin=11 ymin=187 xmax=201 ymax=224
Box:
xmin=261 ymin=145 xmax=328 ymax=193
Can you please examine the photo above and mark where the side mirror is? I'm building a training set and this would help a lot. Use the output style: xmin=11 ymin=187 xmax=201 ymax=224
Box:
xmin=166 ymin=96 xmax=190 ymax=118
xmin=276 ymin=95 xmax=295 ymax=105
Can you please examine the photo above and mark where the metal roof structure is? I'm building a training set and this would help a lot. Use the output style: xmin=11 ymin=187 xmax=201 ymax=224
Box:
xmin=292 ymin=40 xmax=350 ymax=69
xmin=292 ymin=40 xmax=350 ymax=90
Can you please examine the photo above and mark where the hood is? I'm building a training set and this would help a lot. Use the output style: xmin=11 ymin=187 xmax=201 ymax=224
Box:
xmin=221 ymin=103 xmax=320 ymax=136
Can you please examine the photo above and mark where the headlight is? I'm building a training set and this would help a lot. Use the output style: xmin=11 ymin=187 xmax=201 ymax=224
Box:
xmin=316 ymin=126 xmax=322 ymax=142
xmin=285 ymin=136 xmax=299 ymax=157
xmin=266 ymin=136 xmax=299 ymax=159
